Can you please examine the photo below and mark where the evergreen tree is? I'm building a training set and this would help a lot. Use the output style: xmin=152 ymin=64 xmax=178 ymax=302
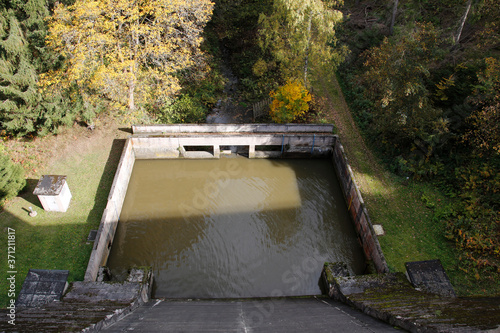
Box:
xmin=0 ymin=9 xmax=40 ymax=135
xmin=0 ymin=152 xmax=25 ymax=205
xmin=0 ymin=1 xmax=73 ymax=137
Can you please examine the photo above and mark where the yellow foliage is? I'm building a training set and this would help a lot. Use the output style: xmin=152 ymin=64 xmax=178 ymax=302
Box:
xmin=259 ymin=0 xmax=344 ymax=82
xmin=269 ymin=79 xmax=311 ymax=123
xmin=41 ymin=0 xmax=214 ymax=112
xmin=435 ymin=74 xmax=455 ymax=101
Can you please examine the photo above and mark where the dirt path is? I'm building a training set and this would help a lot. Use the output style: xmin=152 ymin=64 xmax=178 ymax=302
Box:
xmin=205 ymin=44 xmax=252 ymax=124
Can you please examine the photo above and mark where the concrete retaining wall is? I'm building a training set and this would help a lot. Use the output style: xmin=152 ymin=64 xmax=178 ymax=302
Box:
xmin=131 ymin=134 xmax=335 ymax=159
xmin=85 ymin=139 xmax=136 ymax=281
xmin=132 ymin=123 xmax=335 ymax=134
xmin=332 ymin=140 xmax=389 ymax=274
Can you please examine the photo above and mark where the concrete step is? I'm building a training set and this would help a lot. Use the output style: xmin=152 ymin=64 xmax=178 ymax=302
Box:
xmin=101 ymin=297 xmax=400 ymax=332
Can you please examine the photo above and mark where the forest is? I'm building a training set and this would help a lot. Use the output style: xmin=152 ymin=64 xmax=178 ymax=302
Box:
xmin=0 ymin=0 xmax=498 ymax=294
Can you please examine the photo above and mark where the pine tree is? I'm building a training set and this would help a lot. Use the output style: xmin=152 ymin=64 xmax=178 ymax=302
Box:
xmin=0 ymin=152 xmax=26 ymax=205
xmin=0 ymin=10 xmax=40 ymax=135
xmin=0 ymin=1 xmax=74 ymax=136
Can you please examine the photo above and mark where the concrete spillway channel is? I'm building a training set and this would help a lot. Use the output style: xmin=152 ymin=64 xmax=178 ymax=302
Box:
xmin=84 ymin=124 xmax=388 ymax=296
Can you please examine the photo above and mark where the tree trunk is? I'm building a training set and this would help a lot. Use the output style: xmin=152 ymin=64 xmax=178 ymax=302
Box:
xmin=128 ymin=77 xmax=135 ymax=110
xmin=455 ymin=0 xmax=472 ymax=44
xmin=390 ymin=0 xmax=399 ymax=35
xmin=304 ymin=15 xmax=312 ymax=83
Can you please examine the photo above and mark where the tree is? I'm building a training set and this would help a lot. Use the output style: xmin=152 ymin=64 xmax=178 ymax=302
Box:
xmin=15 ymin=0 xmax=51 ymax=60
xmin=269 ymin=79 xmax=311 ymax=123
xmin=0 ymin=0 xmax=74 ymax=137
xmin=258 ymin=0 xmax=344 ymax=83
xmin=390 ymin=0 xmax=399 ymax=35
xmin=465 ymin=57 xmax=500 ymax=156
xmin=45 ymin=0 xmax=214 ymax=112
xmin=0 ymin=10 xmax=39 ymax=135
xmin=361 ymin=23 xmax=444 ymax=145
xmin=455 ymin=0 xmax=478 ymax=45
xmin=0 ymin=152 xmax=25 ymax=205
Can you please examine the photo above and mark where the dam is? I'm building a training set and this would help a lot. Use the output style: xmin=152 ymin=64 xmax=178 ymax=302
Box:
xmin=85 ymin=124 xmax=388 ymax=298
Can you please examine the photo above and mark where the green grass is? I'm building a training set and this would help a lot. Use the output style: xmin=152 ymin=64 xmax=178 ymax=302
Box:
xmin=309 ymin=64 xmax=494 ymax=296
xmin=0 ymin=133 xmax=124 ymax=308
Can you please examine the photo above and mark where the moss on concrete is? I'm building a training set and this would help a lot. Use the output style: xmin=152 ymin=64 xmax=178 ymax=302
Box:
xmin=328 ymin=271 xmax=500 ymax=331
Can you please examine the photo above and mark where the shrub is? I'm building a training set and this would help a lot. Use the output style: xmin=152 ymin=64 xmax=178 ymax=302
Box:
xmin=157 ymin=95 xmax=206 ymax=124
xmin=0 ymin=153 xmax=26 ymax=205
xmin=269 ymin=79 xmax=311 ymax=123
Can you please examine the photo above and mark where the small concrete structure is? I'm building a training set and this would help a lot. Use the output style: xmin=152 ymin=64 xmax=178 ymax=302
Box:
xmin=321 ymin=265 xmax=498 ymax=332
xmin=5 ymin=269 xmax=153 ymax=332
xmin=405 ymin=259 xmax=456 ymax=297
xmin=33 ymin=175 xmax=72 ymax=212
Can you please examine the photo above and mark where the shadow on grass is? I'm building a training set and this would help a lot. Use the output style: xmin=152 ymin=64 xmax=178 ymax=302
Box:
xmin=19 ymin=179 xmax=44 ymax=210
xmin=0 ymin=207 xmax=95 ymax=308
xmin=0 ymin=139 xmax=126 ymax=309
xmin=85 ymin=139 xmax=126 ymax=227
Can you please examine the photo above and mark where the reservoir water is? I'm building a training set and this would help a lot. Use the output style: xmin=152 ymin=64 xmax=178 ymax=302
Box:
xmin=107 ymin=157 xmax=365 ymax=298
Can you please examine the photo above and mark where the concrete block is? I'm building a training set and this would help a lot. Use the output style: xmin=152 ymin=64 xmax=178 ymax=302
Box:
xmin=373 ymin=224 xmax=385 ymax=236
xmin=33 ymin=175 xmax=72 ymax=212
xmin=405 ymin=260 xmax=456 ymax=297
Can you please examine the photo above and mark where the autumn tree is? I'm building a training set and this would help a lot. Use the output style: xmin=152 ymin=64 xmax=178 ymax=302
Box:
xmin=466 ymin=57 xmax=500 ymax=156
xmin=447 ymin=58 xmax=500 ymax=279
xmin=44 ymin=0 xmax=214 ymax=114
xmin=269 ymin=79 xmax=311 ymax=123
xmin=361 ymin=24 xmax=444 ymax=146
xmin=257 ymin=0 xmax=344 ymax=83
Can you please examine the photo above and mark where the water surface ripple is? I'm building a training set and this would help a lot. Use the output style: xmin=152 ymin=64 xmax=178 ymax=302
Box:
xmin=107 ymin=157 xmax=365 ymax=298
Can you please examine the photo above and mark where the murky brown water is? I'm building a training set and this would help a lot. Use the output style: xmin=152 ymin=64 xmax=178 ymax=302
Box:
xmin=107 ymin=157 xmax=365 ymax=298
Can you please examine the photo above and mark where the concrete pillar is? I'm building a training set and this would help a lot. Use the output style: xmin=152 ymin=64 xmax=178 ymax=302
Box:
xmin=249 ymin=145 xmax=256 ymax=158
xmin=179 ymin=145 xmax=186 ymax=158
xmin=214 ymin=145 xmax=220 ymax=159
